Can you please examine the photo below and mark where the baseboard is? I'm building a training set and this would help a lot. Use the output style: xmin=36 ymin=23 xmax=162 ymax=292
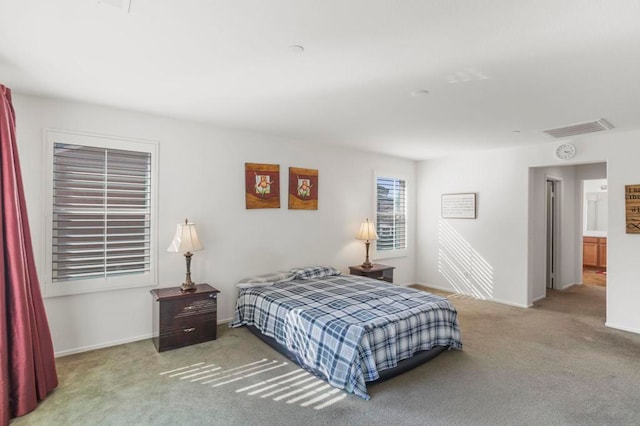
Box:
xmin=56 ymin=318 xmax=236 ymax=357
xmin=556 ymin=282 xmax=579 ymax=291
xmin=54 ymin=333 xmax=153 ymax=358
xmin=532 ymin=294 xmax=546 ymax=303
xmin=411 ymin=282 xmax=456 ymax=293
xmin=489 ymin=297 xmax=530 ymax=309
xmin=413 ymin=282 xmax=530 ymax=308
xmin=605 ymin=322 xmax=640 ymax=335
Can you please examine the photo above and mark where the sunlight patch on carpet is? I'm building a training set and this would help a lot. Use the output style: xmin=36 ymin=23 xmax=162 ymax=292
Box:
xmin=447 ymin=293 xmax=477 ymax=300
xmin=159 ymin=358 xmax=346 ymax=409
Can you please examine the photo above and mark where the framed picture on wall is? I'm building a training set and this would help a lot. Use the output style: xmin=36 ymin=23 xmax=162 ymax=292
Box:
xmin=288 ymin=167 xmax=318 ymax=210
xmin=441 ymin=193 xmax=477 ymax=219
xmin=625 ymin=184 xmax=640 ymax=233
xmin=245 ymin=163 xmax=280 ymax=209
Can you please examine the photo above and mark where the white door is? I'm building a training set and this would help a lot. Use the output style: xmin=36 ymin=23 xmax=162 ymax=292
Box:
xmin=546 ymin=179 xmax=557 ymax=289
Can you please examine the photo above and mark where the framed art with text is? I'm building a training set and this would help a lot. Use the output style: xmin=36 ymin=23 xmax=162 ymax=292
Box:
xmin=625 ymin=184 xmax=640 ymax=233
xmin=245 ymin=163 xmax=280 ymax=209
xmin=441 ymin=193 xmax=477 ymax=219
xmin=288 ymin=167 xmax=318 ymax=210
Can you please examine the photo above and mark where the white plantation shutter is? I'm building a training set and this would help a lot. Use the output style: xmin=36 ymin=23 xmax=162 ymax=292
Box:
xmin=52 ymin=143 xmax=152 ymax=281
xmin=376 ymin=177 xmax=407 ymax=251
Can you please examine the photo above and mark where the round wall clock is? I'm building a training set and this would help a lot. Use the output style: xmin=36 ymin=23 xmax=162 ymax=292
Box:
xmin=555 ymin=143 xmax=576 ymax=160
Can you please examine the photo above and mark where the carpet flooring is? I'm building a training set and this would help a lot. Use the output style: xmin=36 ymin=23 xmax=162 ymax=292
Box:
xmin=12 ymin=284 xmax=640 ymax=425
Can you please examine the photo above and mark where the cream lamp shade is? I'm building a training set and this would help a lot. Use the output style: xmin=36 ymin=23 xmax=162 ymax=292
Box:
xmin=167 ymin=219 xmax=203 ymax=291
xmin=356 ymin=219 xmax=378 ymax=242
xmin=167 ymin=220 xmax=203 ymax=253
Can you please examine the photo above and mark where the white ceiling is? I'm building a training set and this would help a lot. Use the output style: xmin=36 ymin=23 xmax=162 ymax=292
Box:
xmin=1 ymin=0 xmax=639 ymax=160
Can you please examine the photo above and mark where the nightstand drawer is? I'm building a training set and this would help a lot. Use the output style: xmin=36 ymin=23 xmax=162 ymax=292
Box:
xmin=349 ymin=264 xmax=395 ymax=284
xmin=159 ymin=293 xmax=217 ymax=327
xmin=159 ymin=320 xmax=217 ymax=351
xmin=376 ymin=274 xmax=393 ymax=283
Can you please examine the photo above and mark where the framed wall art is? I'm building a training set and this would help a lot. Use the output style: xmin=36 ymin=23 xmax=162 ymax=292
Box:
xmin=625 ymin=184 xmax=640 ymax=233
xmin=288 ymin=167 xmax=318 ymax=210
xmin=245 ymin=163 xmax=280 ymax=209
xmin=441 ymin=192 xmax=477 ymax=219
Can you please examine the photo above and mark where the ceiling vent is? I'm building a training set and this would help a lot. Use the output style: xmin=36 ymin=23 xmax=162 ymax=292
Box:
xmin=543 ymin=119 xmax=614 ymax=138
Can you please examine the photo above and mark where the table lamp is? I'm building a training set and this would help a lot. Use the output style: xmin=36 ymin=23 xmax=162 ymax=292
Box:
xmin=167 ymin=219 xmax=203 ymax=291
xmin=356 ymin=218 xmax=378 ymax=269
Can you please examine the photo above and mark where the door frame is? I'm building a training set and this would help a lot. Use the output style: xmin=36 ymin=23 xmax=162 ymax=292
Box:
xmin=545 ymin=176 xmax=562 ymax=291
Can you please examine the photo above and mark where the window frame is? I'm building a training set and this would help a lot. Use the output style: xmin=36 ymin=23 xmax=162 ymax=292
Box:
xmin=43 ymin=129 xmax=158 ymax=297
xmin=373 ymin=172 xmax=408 ymax=260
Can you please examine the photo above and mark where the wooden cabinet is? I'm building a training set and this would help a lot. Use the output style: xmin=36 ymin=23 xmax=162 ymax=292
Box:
xmin=583 ymin=237 xmax=606 ymax=268
xmin=583 ymin=237 xmax=599 ymax=267
xmin=598 ymin=238 xmax=607 ymax=267
xmin=349 ymin=264 xmax=394 ymax=283
xmin=150 ymin=284 xmax=220 ymax=352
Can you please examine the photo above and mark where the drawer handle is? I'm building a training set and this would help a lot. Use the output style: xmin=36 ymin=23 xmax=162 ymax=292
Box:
xmin=183 ymin=327 xmax=196 ymax=333
xmin=377 ymin=276 xmax=385 ymax=280
xmin=184 ymin=306 xmax=195 ymax=311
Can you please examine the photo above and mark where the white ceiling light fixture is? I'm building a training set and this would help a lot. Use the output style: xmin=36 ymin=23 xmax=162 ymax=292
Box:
xmin=97 ymin=0 xmax=132 ymax=13
xmin=446 ymin=68 xmax=490 ymax=84
xmin=289 ymin=45 xmax=305 ymax=54
xmin=543 ymin=118 xmax=614 ymax=138
xmin=411 ymin=89 xmax=429 ymax=97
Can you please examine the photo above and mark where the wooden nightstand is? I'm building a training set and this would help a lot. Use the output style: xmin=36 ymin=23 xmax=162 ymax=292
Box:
xmin=349 ymin=264 xmax=395 ymax=283
xmin=150 ymin=283 xmax=220 ymax=352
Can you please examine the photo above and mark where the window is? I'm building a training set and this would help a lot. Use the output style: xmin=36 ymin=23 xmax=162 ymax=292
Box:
xmin=375 ymin=176 xmax=407 ymax=254
xmin=44 ymin=130 xmax=157 ymax=296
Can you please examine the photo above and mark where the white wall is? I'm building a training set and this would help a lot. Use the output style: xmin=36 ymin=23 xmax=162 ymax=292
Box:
xmin=416 ymin=150 xmax=530 ymax=306
xmin=576 ymin=163 xmax=607 ymax=182
xmin=417 ymin=131 xmax=640 ymax=335
xmin=14 ymin=93 xmax=417 ymax=356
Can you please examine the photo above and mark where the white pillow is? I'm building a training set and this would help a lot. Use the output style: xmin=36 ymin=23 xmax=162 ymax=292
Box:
xmin=236 ymin=271 xmax=295 ymax=289
xmin=290 ymin=266 xmax=341 ymax=280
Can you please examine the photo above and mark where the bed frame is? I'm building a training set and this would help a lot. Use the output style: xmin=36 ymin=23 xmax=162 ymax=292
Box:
xmin=246 ymin=324 xmax=447 ymax=383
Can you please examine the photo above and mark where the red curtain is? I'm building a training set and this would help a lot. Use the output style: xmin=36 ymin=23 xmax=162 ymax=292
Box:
xmin=0 ymin=84 xmax=58 ymax=425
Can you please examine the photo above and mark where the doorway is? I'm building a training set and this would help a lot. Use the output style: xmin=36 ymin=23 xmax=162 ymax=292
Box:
xmin=582 ymin=179 xmax=607 ymax=287
xmin=529 ymin=162 xmax=607 ymax=307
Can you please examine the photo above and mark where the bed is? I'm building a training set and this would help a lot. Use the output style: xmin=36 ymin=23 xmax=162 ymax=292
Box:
xmin=229 ymin=266 xmax=462 ymax=399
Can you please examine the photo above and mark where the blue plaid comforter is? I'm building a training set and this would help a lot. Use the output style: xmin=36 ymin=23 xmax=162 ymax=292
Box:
xmin=230 ymin=275 xmax=462 ymax=399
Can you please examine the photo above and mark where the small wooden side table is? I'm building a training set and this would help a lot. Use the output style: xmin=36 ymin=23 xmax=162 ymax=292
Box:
xmin=150 ymin=283 xmax=220 ymax=352
xmin=349 ymin=264 xmax=395 ymax=283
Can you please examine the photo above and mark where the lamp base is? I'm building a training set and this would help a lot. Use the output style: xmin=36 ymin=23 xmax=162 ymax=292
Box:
xmin=361 ymin=240 xmax=373 ymax=269
xmin=180 ymin=281 xmax=196 ymax=292
xmin=181 ymin=252 xmax=196 ymax=291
